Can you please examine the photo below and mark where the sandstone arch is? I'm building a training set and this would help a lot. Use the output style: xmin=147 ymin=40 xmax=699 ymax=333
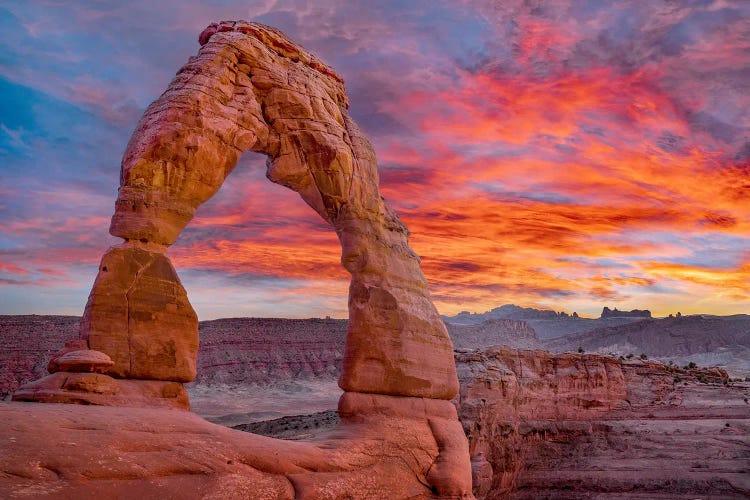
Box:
xmin=12 ymin=21 xmax=472 ymax=497
xmin=87 ymin=21 xmax=458 ymax=399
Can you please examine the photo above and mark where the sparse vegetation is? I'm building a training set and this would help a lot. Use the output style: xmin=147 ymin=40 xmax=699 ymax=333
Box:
xmin=626 ymin=353 xmax=634 ymax=359
xmin=673 ymin=375 xmax=682 ymax=383
xmin=684 ymin=362 xmax=697 ymax=370
xmin=697 ymin=373 xmax=709 ymax=384
xmin=577 ymin=347 xmax=584 ymax=353
xmin=639 ymin=353 xmax=648 ymax=360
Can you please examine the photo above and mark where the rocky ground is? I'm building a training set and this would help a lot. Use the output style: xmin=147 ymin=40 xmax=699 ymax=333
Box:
xmin=233 ymin=410 xmax=341 ymax=441
xmin=2 ymin=314 xmax=749 ymax=498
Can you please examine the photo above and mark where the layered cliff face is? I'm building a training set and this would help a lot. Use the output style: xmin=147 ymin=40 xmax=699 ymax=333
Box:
xmin=195 ymin=318 xmax=347 ymax=384
xmin=0 ymin=316 xmax=79 ymax=399
xmin=456 ymin=346 xmax=750 ymax=499
xmin=446 ymin=319 xmax=543 ymax=350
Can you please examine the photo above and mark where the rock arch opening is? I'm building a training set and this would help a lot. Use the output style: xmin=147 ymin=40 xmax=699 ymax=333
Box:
xmin=172 ymin=150 xmax=349 ymax=320
xmin=177 ymin=151 xmax=349 ymax=420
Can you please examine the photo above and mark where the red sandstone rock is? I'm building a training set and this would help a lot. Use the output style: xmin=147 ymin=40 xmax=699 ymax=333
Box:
xmin=455 ymin=346 xmax=750 ymax=499
xmin=101 ymin=20 xmax=458 ymax=399
xmin=0 ymin=402 xmax=472 ymax=498
xmin=12 ymin=373 xmax=189 ymax=409
xmin=6 ymin=21 xmax=472 ymax=498
xmin=80 ymin=244 xmax=198 ymax=382
xmin=46 ymin=339 xmax=89 ymax=373
xmin=48 ymin=349 xmax=113 ymax=373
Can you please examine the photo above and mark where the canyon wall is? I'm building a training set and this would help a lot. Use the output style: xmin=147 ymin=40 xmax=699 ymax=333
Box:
xmin=1 ymin=315 xmax=541 ymax=398
xmin=456 ymin=346 xmax=749 ymax=499
xmin=195 ymin=318 xmax=347 ymax=385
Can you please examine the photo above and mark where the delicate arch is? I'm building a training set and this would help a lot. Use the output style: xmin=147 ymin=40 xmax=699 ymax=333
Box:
xmin=82 ymin=21 xmax=458 ymax=399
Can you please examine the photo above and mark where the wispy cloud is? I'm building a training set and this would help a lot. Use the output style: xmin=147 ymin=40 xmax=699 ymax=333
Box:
xmin=1 ymin=0 xmax=748 ymax=318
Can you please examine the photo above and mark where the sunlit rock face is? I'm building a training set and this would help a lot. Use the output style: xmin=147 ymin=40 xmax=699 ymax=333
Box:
xmin=8 ymin=21 xmax=472 ymax=498
xmin=80 ymin=244 xmax=198 ymax=382
xmin=101 ymin=20 xmax=458 ymax=399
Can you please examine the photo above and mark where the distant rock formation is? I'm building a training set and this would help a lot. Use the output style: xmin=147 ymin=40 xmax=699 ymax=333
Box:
xmin=443 ymin=304 xmax=652 ymax=340
xmin=546 ymin=315 xmax=750 ymax=377
xmin=6 ymin=21 xmax=472 ymax=497
xmin=445 ymin=319 xmax=543 ymax=350
xmin=600 ymin=306 xmax=651 ymax=319
xmin=444 ymin=304 xmax=574 ymax=324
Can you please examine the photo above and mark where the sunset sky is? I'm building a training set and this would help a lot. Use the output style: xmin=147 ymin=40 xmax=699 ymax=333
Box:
xmin=1 ymin=1 xmax=748 ymax=319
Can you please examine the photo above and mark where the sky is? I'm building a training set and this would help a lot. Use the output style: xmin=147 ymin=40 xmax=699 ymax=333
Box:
xmin=1 ymin=0 xmax=748 ymax=320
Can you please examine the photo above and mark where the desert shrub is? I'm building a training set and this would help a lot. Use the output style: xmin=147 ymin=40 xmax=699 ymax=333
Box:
xmin=626 ymin=353 xmax=634 ymax=359
xmin=697 ymin=374 xmax=708 ymax=384
xmin=577 ymin=347 xmax=584 ymax=353
xmin=673 ymin=375 xmax=682 ymax=383
xmin=639 ymin=353 xmax=648 ymax=360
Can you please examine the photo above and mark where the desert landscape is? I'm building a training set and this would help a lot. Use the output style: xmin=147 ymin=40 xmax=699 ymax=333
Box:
xmin=2 ymin=310 xmax=749 ymax=498
xmin=2 ymin=1 xmax=749 ymax=499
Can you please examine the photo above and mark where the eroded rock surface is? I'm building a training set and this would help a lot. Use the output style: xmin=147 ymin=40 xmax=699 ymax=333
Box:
xmin=94 ymin=20 xmax=458 ymax=398
xmin=0 ymin=402 xmax=452 ymax=499
xmin=80 ymin=244 xmax=198 ymax=382
xmin=456 ymin=346 xmax=750 ymax=499
xmin=7 ymin=20 xmax=472 ymax=499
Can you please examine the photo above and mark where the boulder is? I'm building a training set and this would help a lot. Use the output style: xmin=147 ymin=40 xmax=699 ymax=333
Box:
xmin=80 ymin=243 xmax=198 ymax=382
xmin=49 ymin=349 xmax=113 ymax=374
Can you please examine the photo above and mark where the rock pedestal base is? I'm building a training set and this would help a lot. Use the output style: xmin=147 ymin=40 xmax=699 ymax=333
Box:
xmin=12 ymin=372 xmax=189 ymax=410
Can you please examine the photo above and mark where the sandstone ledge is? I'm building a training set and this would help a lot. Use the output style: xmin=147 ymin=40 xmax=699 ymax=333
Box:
xmin=0 ymin=400 xmax=473 ymax=499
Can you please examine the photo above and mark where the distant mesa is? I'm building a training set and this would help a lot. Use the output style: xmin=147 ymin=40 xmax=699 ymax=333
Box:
xmin=444 ymin=304 xmax=575 ymax=323
xmin=600 ymin=306 xmax=652 ymax=319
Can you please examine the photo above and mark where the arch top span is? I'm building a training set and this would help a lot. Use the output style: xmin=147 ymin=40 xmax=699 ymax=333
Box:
xmin=91 ymin=20 xmax=460 ymax=399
